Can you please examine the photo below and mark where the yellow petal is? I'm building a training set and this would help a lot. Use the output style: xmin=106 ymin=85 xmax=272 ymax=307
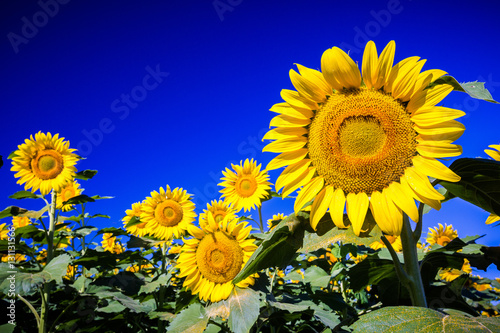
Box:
xmin=266 ymin=149 xmax=308 ymax=170
xmin=369 ymin=190 xmax=402 ymax=236
xmin=386 ymin=181 xmax=419 ymax=222
xmin=412 ymin=155 xmax=460 ymax=182
xmin=485 ymin=146 xmax=500 ymax=161
xmin=385 ymin=56 xmax=419 ymax=94
xmin=294 ymin=177 xmax=324 ymax=212
xmin=417 ymin=140 xmax=462 ymax=158
xmin=321 ymin=48 xmax=342 ymax=91
xmin=346 ymin=192 xmax=369 ymax=236
xmin=414 ymin=120 xmax=465 ymax=142
xmin=262 ymin=127 xmax=308 ymax=141
xmin=262 ymin=137 xmax=307 ymax=153
xmin=281 ymin=89 xmax=317 ymax=110
xmin=276 ymin=160 xmax=311 ymax=192
xmin=401 ymin=176 xmax=442 ymax=211
xmin=404 ymin=167 xmax=445 ymax=200
xmin=296 ymin=64 xmax=331 ymax=95
xmin=310 ymin=186 xmax=334 ymax=230
xmin=486 ymin=213 xmax=500 ymax=225
xmin=187 ymin=224 xmax=205 ymax=239
xmin=361 ymin=40 xmax=378 ymax=89
xmin=330 ymin=47 xmax=361 ymax=89
xmin=290 ymin=69 xmax=327 ymax=103
xmin=269 ymin=114 xmax=311 ymax=128
xmin=329 ymin=188 xmax=348 ymax=228
xmin=282 ymin=167 xmax=316 ymax=197
xmin=270 ymin=102 xmax=314 ymax=119
xmin=411 ymin=106 xmax=465 ymax=126
xmin=407 ymin=84 xmax=454 ymax=113
xmin=373 ymin=40 xmax=395 ymax=89
xmin=393 ymin=59 xmax=426 ymax=101
xmin=411 ymin=69 xmax=447 ymax=98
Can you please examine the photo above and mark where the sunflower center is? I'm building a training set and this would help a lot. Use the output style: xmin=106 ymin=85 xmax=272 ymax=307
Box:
xmin=213 ymin=210 xmax=226 ymax=223
xmin=196 ymin=231 xmax=244 ymax=284
xmin=308 ymin=88 xmax=417 ymax=194
xmin=437 ymin=235 xmax=452 ymax=246
xmin=31 ymin=149 xmax=64 ymax=180
xmin=61 ymin=187 xmax=76 ymax=202
xmin=154 ymin=200 xmax=183 ymax=227
xmin=235 ymin=176 xmax=257 ymax=198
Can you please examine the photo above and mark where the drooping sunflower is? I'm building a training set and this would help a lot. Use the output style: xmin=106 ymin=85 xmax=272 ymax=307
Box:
xmin=219 ymin=159 xmax=272 ymax=213
xmin=426 ymin=223 xmax=458 ymax=246
xmin=199 ymin=199 xmax=237 ymax=230
xmin=11 ymin=132 xmax=79 ymax=195
xmin=267 ymin=213 xmax=287 ymax=231
xmin=484 ymin=145 xmax=500 ymax=224
xmin=56 ymin=180 xmax=82 ymax=211
xmin=263 ymin=40 xmax=464 ymax=235
xmin=141 ymin=185 xmax=196 ymax=240
xmin=12 ymin=216 xmax=31 ymax=229
xmin=176 ymin=212 xmax=257 ymax=303
xmin=122 ymin=202 xmax=150 ymax=237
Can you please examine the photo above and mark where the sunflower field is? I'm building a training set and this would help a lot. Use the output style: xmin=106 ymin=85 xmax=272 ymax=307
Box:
xmin=2 ymin=40 xmax=500 ymax=333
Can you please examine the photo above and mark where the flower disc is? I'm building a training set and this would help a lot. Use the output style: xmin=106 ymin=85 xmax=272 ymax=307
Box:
xmin=56 ymin=180 xmax=82 ymax=211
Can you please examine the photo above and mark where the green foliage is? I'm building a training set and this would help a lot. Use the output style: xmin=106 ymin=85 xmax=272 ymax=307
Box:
xmin=75 ymin=169 xmax=98 ymax=180
xmin=228 ymin=287 xmax=261 ymax=333
xmin=431 ymin=75 xmax=498 ymax=103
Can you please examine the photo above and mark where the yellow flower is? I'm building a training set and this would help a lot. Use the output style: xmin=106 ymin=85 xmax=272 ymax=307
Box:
xmin=12 ymin=216 xmax=31 ymax=229
xmin=199 ymin=199 xmax=237 ymax=230
xmin=168 ymin=244 xmax=182 ymax=255
xmin=56 ymin=180 xmax=82 ymax=211
xmin=122 ymin=202 xmax=150 ymax=237
xmin=426 ymin=223 xmax=458 ymax=246
xmin=37 ymin=249 xmax=48 ymax=265
xmin=484 ymin=144 xmax=500 ymax=224
xmin=176 ymin=212 xmax=257 ymax=303
xmin=126 ymin=263 xmax=154 ymax=276
xmin=370 ymin=235 xmax=403 ymax=252
xmin=64 ymin=265 xmax=78 ymax=280
xmin=101 ymin=233 xmax=125 ymax=254
xmin=141 ymin=185 xmax=196 ymax=240
xmin=11 ymin=132 xmax=79 ymax=195
xmin=219 ymin=159 xmax=272 ymax=213
xmin=263 ymin=41 xmax=464 ymax=236
xmin=0 ymin=223 xmax=10 ymax=240
xmin=1 ymin=253 xmax=27 ymax=262
xmin=439 ymin=258 xmax=472 ymax=282
xmin=267 ymin=213 xmax=287 ymax=230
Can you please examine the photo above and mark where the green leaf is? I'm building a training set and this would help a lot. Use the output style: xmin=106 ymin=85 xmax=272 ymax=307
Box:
xmin=148 ymin=311 xmax=175 ymax=322
xmin=0 ymin=324 xmax=14 ymax=333
xmin=350 ymin=306 xmax=500 ymax=332
xmin=125 ymin=216 xmax=143 ymax=228
xmin=63 ymin=194 xmax=96 ymax=205
xmin=348 ymin=258 xmax=397 ymax=292
xmin=97 ymin=227 xmax=129 ymax=236
xmin=42 ymin=253 xmax=72 ymax=282
xmin=127 ymin=235 xmax=165 ymax=248
xmin=72 ymin=226 xmax=98 ymax=237
xmin=8 ymin=191 xmax=40 ymax=200
xmin=303 ymin=266 xmax=330 ymax=288
xmin=139 ymin=273 xmax=171 ymax=295
xmin=301 ymin=212 xmax=382 ymax=252
xmin=439 ymin=158 xmax=500 ymax=216
xmin=314 ymin=308 xmax=341 ymax=329
xmin=75 ymin=169 xmax=98 ymax=180
xmin=97 ymin=300 xmax=126 ymax=313
xmin=167 ymin=303 xmax=208 ymax=333
xmin=0 ymin=206 xmax=28 ymax=219
xmin=233 ymin=213 xmax=305 ymax=284
xmin=228 ymin=287 xmax=260 ymax=333
xmin=431 ymin=75 xmax=498 ymax=103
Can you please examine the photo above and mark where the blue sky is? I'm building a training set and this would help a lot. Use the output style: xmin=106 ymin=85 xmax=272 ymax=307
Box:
xmin=1 ymin=0 xmax=499 ymax=277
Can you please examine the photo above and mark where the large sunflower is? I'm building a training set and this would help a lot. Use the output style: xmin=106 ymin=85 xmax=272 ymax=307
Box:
xmin=263 ymin=40 xmax=464 ymax=235
xmin=219 ymin=159 xmax=272 ymax=212
xmin=122 ymin=202 xmax=150 ymax=237
xmin=199 ymin=199 xmax=237 ymax=230
xmin=484 ymin=145 xmax=500 ymax=224
xmin=176 ymin=212 xmax=257 ymax=303
xmin=11 ymin=132 xmax=79 ymax=195
xmin=56 ymin=180 xmax=82 ymax=211
xmin=141 ymin=185 xmax=196 ymax=240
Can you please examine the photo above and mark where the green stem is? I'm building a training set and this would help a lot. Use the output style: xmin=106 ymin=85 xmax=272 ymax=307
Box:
xmin=400 ymin=213 xmax=427 ymax=307
xmin=39 ymin=191 xmax=57 ymax=333
xmin=18 ymin=294 xmax=40 ymax=328
xmin=381 ymin=235 xmax=409 ymax=286
xmin=158 ymin=242 xmax=168 ymax=333
xmin=257 ymin=205 xmax=264 ymax=233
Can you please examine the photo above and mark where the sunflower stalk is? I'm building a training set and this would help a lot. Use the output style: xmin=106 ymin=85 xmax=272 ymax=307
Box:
xmin=400 ymin=213 xmax=427 ymax=307
xmin=380 ymin=235 xmax=409 ymax=286
xmin=39 ymin=190 xmax=57 ymax=333
xmin=157 ymin=242 xmax=168 ymax=333
xmin=258 ymin=205 xmax=264 ymax=233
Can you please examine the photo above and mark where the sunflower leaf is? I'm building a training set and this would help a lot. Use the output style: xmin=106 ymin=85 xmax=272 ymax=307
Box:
xmin=8 ymin=191 xmax=41 ymax=200
xmin=348 ymin=257 xmax=397 ymax=292
xmin=63 ymin=194 xmax=95 ymax=205
xmin=75 ymin=169 xmax=98 ymax=180
xmin=228 ymin=287 xmax=260 ymax=333
xmin=439 ymin=158 xmax=500 ymax=216
xmin=350 ymin=306 xmax=500 ymax=332
xmin=167 ymin=303 xmax=208 ymax=333
xmin=431 ymin=75 xmax=498 ymax=103
xmin=125 ymin=216 xmax=143 ymax=228
xmin=0 ymin=206 xmax=28 ymax=219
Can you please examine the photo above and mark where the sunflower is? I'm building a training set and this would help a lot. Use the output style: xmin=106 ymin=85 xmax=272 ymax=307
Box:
xmin=56 ymin=180 xmax=82 ymax=211
xmin=439 ymin=258 xmax=472 ymax=282
xmin=0 ymin=224 xmax=8 ymax=240
xmin=1 ymin=253 xmax=27 ymax=263
xmin=267 ymin=213 xmax=287 ymax=230
xmin=263 ymin=40 xmax=464 ymax=236
xmin=370 ymin=235 xmax=403 ymax=252
xmin=101 ymin=233 xmax=125 ymax=254
xmin=122 ymin=202 xmax=150 ymax=237
xmin=141 ymin=185 xmax=196 ymax=240
xmin=176 ymin=212 xmax=257 ymax=303
xmin=219 ymin=159 xmax=272 ymax=212
xmin=12 ymin=216 xmax=31 ymax=229
xmin=199 ymin=199 xmax=237 ymax=230
xmin=11 ymin=132 xmax=79 ymax=195
xmin=484 ymin=145 xmax=500 ymax=224
xmin=426 ymin=223 xmax=458 ymax=246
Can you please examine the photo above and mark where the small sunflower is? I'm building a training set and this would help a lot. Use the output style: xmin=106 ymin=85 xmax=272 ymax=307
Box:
xmin=12 ymin=216 xmax=31 ymax=229
xmin=122 ymin=202 xmax=150 ymax=237
xmin=0 ymin=224 xmax=9 ymax=240
xmin=56 ymin=180 xmax=82 ymax=211
xmin=176 ymin=212 xmax=257 ymax=303
xmin=484 ymin=144 xmax=500 ymax=224
xmin=11 ymin=132 xmax=79 ymax=195
xmin=370 ymin=235 xmax=403 ymax=252
xmin=64 ymin=265 xmax=78 ymax=280
xmin=219 ymin=159 xmax=272 ymax=212
xmin=263 ymin=40 xmax=464 ymax=236
xmin=267 ymin=213 xmax=287 ymax=231
xmin=426 ymin=223 xmax=458 ymax=246
xmin=1 ymin=253 xmax=27 ymax=263
xmin=101 ymin=233 xmax=125 ymax=254
xmin=199 ymin=199 xmax=237 ymax=230
xmin=439 ymin=258 xmax=472 ymax=282
xmin=141 ymin=185 xmax=196 ymax=240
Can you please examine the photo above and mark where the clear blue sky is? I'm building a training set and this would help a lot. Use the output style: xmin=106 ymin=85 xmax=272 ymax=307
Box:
xmin=1 ymin=0 xmax=499 ymax=278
